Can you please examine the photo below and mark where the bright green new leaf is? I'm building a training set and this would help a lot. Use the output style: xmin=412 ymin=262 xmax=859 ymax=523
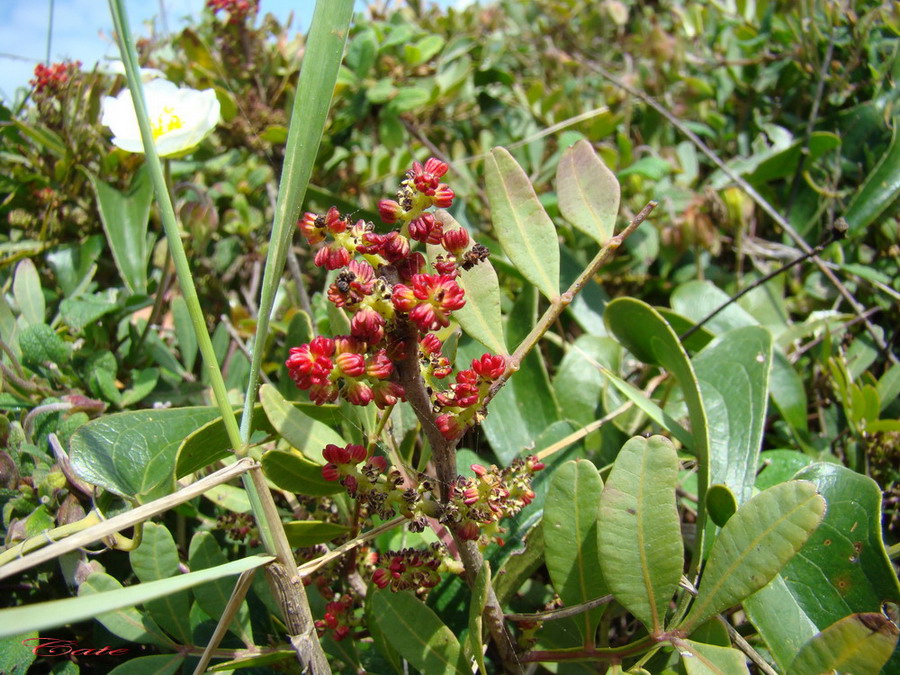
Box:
xmin=202 ymin=484 xmax=252 ymax=513
xmin=284 ymin=520 xmax=351 ymax=547
xmin=430 ymin=211 xmax=507 ymax=355
xmin=706 ymin=484 xmax=738 ymax=527
xmin=789 ymin=613 xmax=898 ymax=675
xmin=468 ymin=562 xmax=490 ymax=675
xmin=682 ymin=481 xmax=826 ymax=632
xmin=0 ymin=556 xmax=272 ymax=638
xmin=79 ymin=573 xmax=173 ymax=647
xmin=693 ymin=326 xmax=773 ymax=506
xmin=261 ymin=450 xmax=343 ymax=496
xmin=370 ymin=590 xmax=468 ymax=674
xmin=485 ymin=147 xmax=560 ymax=301
xmin=677 ymin=639 xmax=750 ymax=674
xmin=260 ymin=383 xmax=345 ymax=463
xmin=557 ymin=139 xmax=620 ymax=245
xmin=544 ymin=460 xmax=607 ymax=637
xmin=108 ymin=654 xmax=184 ymax=674
xmin=88 ymin=166 xmax=153 ymax=295
xmin=599 ymin=436 xmax=683 ymax=634
xmin=70 ymin=406 xmax=222 ymax=501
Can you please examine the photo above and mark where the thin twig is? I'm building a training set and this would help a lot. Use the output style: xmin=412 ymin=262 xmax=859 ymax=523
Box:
xmin=193 ymin=568 xmax=258 ymax=674
xmin=584 ymin=59 xmax=896 ymax=364
xmin=717 ymin=616 xmax=779 ymax=675
xmin=506 ymin=594 xmax=615 ymax=623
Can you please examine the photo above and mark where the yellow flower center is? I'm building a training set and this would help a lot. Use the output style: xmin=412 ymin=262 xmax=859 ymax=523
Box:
xmin=150 ymin=106 xmax=184 ymax=140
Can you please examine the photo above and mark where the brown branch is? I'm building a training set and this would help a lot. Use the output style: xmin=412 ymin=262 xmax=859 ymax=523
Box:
xmin=506 ymin=594 xmax=615 ymax=623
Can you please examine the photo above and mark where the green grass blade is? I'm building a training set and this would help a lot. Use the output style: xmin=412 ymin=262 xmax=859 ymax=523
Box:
xmin=240 ymin=1 xmax=354 ymax=444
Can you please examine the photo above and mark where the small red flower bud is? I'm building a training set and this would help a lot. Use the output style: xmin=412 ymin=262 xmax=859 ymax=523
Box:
xmin=299 ymin=212 xmax=325 ymax=244
xmin=323 ymin=443 xmax=350 ymax=464
xmin=314 ymin=245 xmax=351 ymax=270
xmin=372 ymin=568 xmax=390 ymax=589
xmin=382 ymin=232 xmax=411 ymax=264
xmin=366 ymin=350 xmax=393 ymax=379
xmin=322 ymin=464 xmax=341 ymax=481
xmin=423 ymin=157 xmax=449 ymax=178
xmin=409 ymin=213 xmax=443 ymax=245
xmin=433 ymin=184 xmax=454 ymax=208
xmin=378 ymin=199 xmax=403 ymax=224
xmin=436 ymin=413 xmax=461 ymax=440
xmin=471 ymin=464 xmax=487 ymax=476
xmin=457 ymin=520 xmax=480 ymax=541
xmin=395 ymin=252 xmax=426 ymax=281
xmin=441 ymin=227 xmax=470 ymax=255
xmin=344 ymin=380 xmax=374 ymax=406
xmin=420 ymin=333 xmax=442 ymax=356
xmin=391 ymin=284 xmax=417 ymax=312
xmin=367 ymin=455 xmax=388 ymax=473
xmin=335 ymin=352 xmax=366 ymax=377
xmin=348 ymin=444 xmax=367 ymax=463
xmin=372 ymin=380 xmax=405 ymax=408
xmin=309 ymin=382 xmax=339 ymax=404
xmin=324 ymin=206 xmax=347 ymax=234
xmin=472 ymin=354 xmax=506 ymax=380
xmin=350 ymin=307 xmax=385 ymax=344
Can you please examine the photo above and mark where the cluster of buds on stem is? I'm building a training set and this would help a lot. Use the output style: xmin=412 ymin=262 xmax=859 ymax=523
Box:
xmin=30 ymin=62 xmax=80 ymax=96
xmin=370 ymin=544 xmax=458 ymax=593
xmin=434 ymin=353 xmax=507 ymax=440
xmin=314 ymin=595 xmax=357 ymax=641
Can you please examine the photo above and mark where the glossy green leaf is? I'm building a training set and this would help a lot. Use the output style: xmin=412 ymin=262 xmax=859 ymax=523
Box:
xmin=494 ymin=522 xmax=544 ymax=607
xmin=431 ymin=211 xmax=507 ymax=355
xmin=0 ymin=632 xmax=37 ymax=673
xmin=207 ymin=651 xmax=296 ymax=671
xmin=88 ymin=167 xmax=153 ymax=295
xmin=0 ymin=555 xmax=272 ymax=638
xmin=485 ymin=147 xmax=560 ymax=301
xmin=108 ymin=654 xmax=184 ymax=674
xmin=78 ymin=573 xmax=172 ymax=647
xmin=672 ymin=280 xmax=808 ymax=435
xmin=745 ymin=462 xmax=900 ymax=672
xmin=260 ymin=383 xmax=345 ymax=463
xmin=844 ymin=116 xmax=900 ymax=233
xmin=468 ymin=562 xmax=490 ymax=675
xmin=682 ymin=481 xmax=826 ymax=632
xmin=370 ymin=590 xmax=468 ymax=674
xmin=693 ymin=326 xmax=773 ymax=506
xmin=557 ymin=138 xmax=620 ymax=245
xmin=366 ymin=589 xmax=404 ymax=675
xmin=71 ymin=406 xmax=222 ymax=502
xmin=12 ymin=259 xmax=44 ymax=327
xmin=544 ymin=460 xmax=607 ymax=637
xmin=188 ymin=532 xmax=253 ymax=646
xmin=261 ymin=450 xmax=343 ymax=496
xmin=599 ymin=436 xmax=683 ymax=634
xmin=789 ymin=613 xmax=898 ymax=675
xmin=747 ymin=132 xmax=840 ymax=184
xmin=175 ymin=406 xmax=264 ymax=477
xmin=284 ymin=520 xmax=351 ymax=547
xmin=202 ymin=484 xmax=252 ymax=513
xmin=678 ymin=639 xmax=750 ymax=674
xmin=755 ymin=450 xmax=813 ymax=490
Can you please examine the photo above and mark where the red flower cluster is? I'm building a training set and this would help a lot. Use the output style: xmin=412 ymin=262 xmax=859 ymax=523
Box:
xmin=378 ymin=158 xmax=454 ymax=224
xmin=391 ymin=273 xmax=466 ymax=332
xmin=30 ymin=62 xmax=80 ymax=95
xmin=314 ymin=595 xmax=355 ymax=641
xmin=371 ymin=545 xmax=445 ymax=592
xmin=285 ymin=336 xmax=401 ymax=407
xmin=434 ymin=354 xmax=507 ymax=440
xmin=206 ymin=0 xmax=258 ymax=23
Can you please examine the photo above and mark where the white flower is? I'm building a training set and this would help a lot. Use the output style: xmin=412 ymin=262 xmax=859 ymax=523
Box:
xmin=101 ymin=79 xmax=221 ymax=158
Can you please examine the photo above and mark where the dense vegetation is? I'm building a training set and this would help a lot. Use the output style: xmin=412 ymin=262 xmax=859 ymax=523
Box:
xmin=0 ymin=0 xmax=898 ymax=672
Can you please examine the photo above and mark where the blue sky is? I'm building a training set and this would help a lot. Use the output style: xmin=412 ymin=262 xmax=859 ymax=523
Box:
xmin=0 ymin=0 xmax=461 ymax=103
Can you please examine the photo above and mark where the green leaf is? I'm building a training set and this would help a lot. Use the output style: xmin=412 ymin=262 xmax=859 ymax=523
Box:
xmin=693 ymin=326 xmax=773 ymax=506
xmin=70 ymin=406 xmax=222 ymax=501
xmin=598 ymin=436 xmax=683 ymax=634
xmin=604 ymin=297 xmax=711 ymax=554
xmin=370 ymin=590 xmax=468 ymax=674
xmin=544 ymin=460 xmax=607 ymax=637
xmin=202 ymin=484 xmax=252 ymax=513
xmin=431 ymin=211 xmax=507 ymax=355
xmin=755 ymin=450 xmax=813 ymax=490
xmin=557 ymin=139 xmax=620 ymax=245
xmin=844 ymin=116 xmax=900 ymax=233
xmin=261 ymin=450 xmax=343 ymax=497
xmin=789 ymin=613 xmax=898 ymax=675
xmin=682 ymin=481 xmax=826 ymax=632
xmin=59 ymin=290 xmax=120 ymax=331
xmin=387 ymin=86 xmax=431 ymax=113
xmin=468 ymin=562 xmax=490 ymax=675
xmin=485 ymin=147 xmax=560 ymax=301
xmin=207 ymin=650 xmax=296 ymax=671
xmin=88 ymin=166 xmax=153 ymax=294
xmin=0 ymin=556 xmax=272 ymax=638
xmin=78 ymin=573 xmax=171 ymax=646
xmin=747 ymin=132 xmax=840 ymax=184
xmin=46 ymin=235 xmax=103 ymax=298
xmin=706 ymin=484 xmax=738 ymax=527
xmin=12 ymin=259 xmax=44 ymax=327
xmin=188 ymin=532 xmax=253 ymax=646
xmin=19 ymin=323 xmax=70 ymax=369
xmin=745 ymin=463 xmax=900 ymax=672
xmin=283 ymin=520 xmax=351 ymax=547
xmin=678 ymin=639 xmax=750 ymax=674
xmin=405 ymin=34 xmax=445 ymax=66
xmin=108 ymin=654 xmax=184 ymax=674
xmin=13 ymin=119 xmax=66 ymax=156
xmin=130 ymin=523 xmax=192 ymax=644
xmin=0 ymin=632 xmax=37 ymax=674
xmin=260 ymin=383 xmax=345 ymax=463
